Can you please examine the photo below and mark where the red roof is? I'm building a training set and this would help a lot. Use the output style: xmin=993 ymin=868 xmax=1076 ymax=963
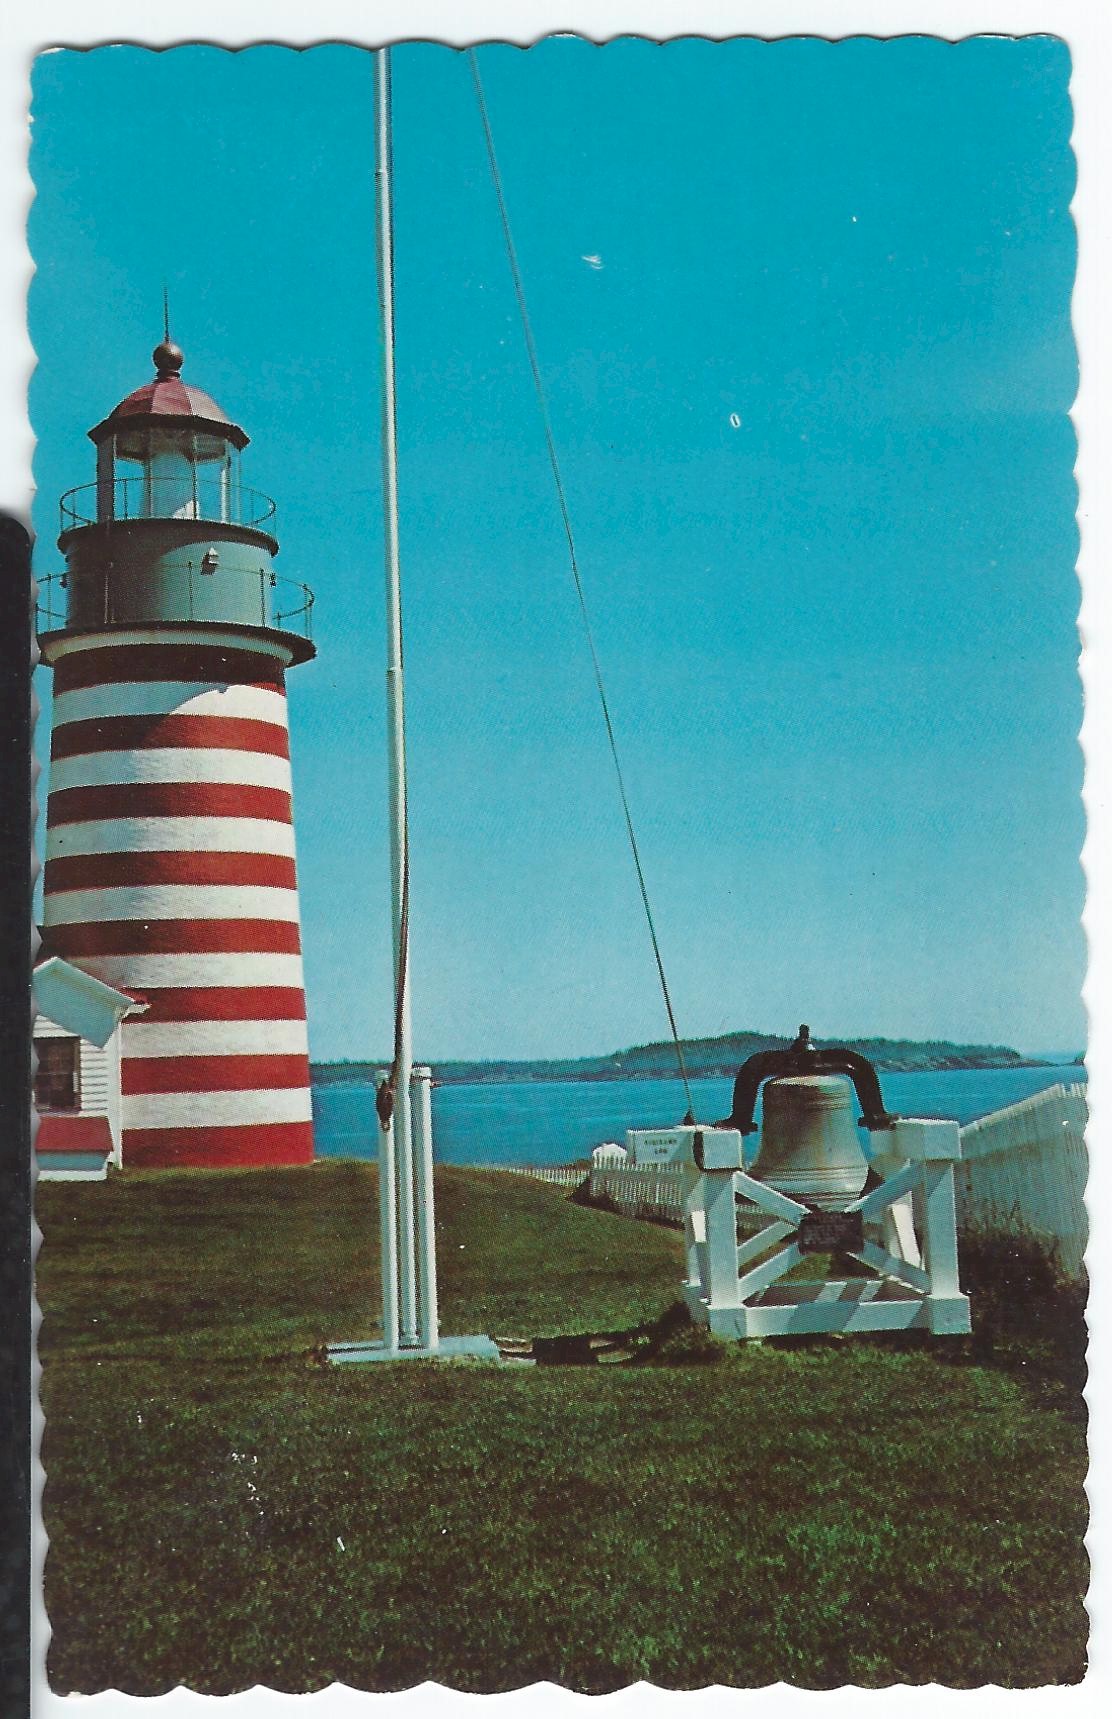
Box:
xmin=89 ymin=341 xmax=249 ymax=449
xmin=107 ymin=374 xmax=233 ymax=426
xmin=36 ymin=1115 xmax=113 ymax=1156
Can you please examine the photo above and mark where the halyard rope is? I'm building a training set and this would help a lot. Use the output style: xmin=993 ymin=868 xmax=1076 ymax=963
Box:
xmin=468 ymin=48 xmax=695 ymax=1122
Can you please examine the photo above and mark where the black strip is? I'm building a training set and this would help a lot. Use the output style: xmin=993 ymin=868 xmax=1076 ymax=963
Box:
xmin=0 ymin=514 xmax=32 ymax=1716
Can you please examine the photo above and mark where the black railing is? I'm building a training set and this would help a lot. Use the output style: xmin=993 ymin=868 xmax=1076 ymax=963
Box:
xmin=273 ymin=582 xmax=315 ymax=636
xmin=60 ymin=477 xmax=277 ymax=534
xmin=35 ymin=568 xmax=315 ymax=643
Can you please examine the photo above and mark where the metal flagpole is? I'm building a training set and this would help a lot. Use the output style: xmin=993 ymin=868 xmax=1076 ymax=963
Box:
xmin=328 ymin=52 xmax=502 ymax=1368
xmin=375 ymin=44 xmax=419 ymax=1349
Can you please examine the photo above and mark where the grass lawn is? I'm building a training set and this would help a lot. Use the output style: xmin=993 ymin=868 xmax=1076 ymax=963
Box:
xmin=37 ymin=1160 xmax=1087 ymax=1693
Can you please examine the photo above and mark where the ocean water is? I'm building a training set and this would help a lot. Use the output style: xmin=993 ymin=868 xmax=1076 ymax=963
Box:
xmin=312 ymin=1064 xmax=1086 ymax=1167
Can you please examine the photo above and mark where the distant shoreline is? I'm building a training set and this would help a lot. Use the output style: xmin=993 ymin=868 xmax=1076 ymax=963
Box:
xmin=312 ymin=1052 xmax=1080 ymax=1090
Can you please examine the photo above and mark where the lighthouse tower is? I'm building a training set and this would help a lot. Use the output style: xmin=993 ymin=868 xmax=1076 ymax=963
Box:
xmin=38 ymin=338 xmax=316 ymax=1169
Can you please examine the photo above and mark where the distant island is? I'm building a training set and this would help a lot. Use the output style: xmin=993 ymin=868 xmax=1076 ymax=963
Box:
xmin=311 ymin=1030 xmax=1054 ymax=1089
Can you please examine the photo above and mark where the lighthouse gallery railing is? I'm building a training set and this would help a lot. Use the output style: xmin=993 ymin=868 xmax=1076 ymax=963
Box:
xmin=36 ymin=566 xmax=315 ymax=643
xmin=60 ymin=477 xmax=277 ymax=535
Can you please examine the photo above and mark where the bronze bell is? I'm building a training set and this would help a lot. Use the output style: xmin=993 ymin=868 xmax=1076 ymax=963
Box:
xmin=752 ymin=1074 xmax=871 ymax=1208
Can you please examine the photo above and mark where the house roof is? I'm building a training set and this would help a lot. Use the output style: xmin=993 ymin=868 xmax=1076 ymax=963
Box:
xmin=36 ymin=1115 xmax=113 ymax=1157
xmin=32 ymin=957 xmax=148 ymax=1048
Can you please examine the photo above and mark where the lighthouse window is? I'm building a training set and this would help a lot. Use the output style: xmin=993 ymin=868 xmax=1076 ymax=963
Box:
xmin=34 ymin=1037 xmax=80 ymax=1112
xmin=192 ymin=432 xmax=238 ymax=523
xmin=109 ymin=427 xmax=240 ymax=524
xmin=147 ymin=427 xmax=199 ymax=520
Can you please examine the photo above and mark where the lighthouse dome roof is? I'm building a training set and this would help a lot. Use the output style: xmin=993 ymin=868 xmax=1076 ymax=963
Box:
xmin=89 ymin=341 xmax=250 ymax=450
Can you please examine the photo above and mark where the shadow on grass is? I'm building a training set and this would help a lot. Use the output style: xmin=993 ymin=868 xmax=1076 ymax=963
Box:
xmin=493 ymin=1300 xmax=726 ymax=1366
xmin=948 ymin=1226 xmax=1088 ymax=1423
xmin=812 ymin=1226 xmax=1088 ymax=1423
xmin=526 ymin=1219 xmax=1087 ymax=1427
xmin=573 ymin=1175 xmax=1087 ymax=1413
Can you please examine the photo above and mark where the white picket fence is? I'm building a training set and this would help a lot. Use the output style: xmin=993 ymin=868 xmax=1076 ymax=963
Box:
xmin=581 ymin=1166 xmax=781 ymax=1234
xmin=500 ymin=1080 xmax=1089 ymax=1279
xmin=956 ymin=1083 xmax=1087 ymax=1279
xmin=589 ymin=1164 xmax=689 ymax=1222
xmin=491 ymin=1165 xmax=586 ymax=1190
xmin=489 ymin=1161 xmax=690 ymax=1220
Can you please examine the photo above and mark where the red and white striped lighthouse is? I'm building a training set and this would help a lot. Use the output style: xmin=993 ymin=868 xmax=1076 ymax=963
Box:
xmin=38 ymin=337 xmax=316 ymax=1168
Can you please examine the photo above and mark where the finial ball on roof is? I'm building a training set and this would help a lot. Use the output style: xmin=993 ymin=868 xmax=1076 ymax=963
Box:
xmin=152 ymin=340 xmax=184 ymax=377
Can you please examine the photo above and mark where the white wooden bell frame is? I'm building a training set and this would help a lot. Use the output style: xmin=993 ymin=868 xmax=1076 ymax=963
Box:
xmin=631 ymin=1122 xmax=970 ymax=1340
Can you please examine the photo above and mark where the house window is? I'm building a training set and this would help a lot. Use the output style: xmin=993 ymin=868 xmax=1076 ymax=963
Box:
xmin=34 ymin=1038 xmax=80 ymax=1112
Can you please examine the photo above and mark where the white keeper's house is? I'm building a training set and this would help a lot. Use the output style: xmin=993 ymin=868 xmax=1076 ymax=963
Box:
xmin=32 ymin=956 xmax=148 ymax=1179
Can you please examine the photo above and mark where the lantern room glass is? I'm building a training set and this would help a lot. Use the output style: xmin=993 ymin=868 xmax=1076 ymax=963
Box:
xmin=98 ymin=427 xmax=242 ymax=525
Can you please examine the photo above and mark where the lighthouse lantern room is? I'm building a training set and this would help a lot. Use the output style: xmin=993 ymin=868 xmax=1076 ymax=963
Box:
xmin=38 ymin=338 xmax=317 ymax=1170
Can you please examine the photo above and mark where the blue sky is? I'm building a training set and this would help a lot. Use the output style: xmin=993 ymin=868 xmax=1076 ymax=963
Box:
xmin=29 ymin=36 xmax=1082 ymax=1060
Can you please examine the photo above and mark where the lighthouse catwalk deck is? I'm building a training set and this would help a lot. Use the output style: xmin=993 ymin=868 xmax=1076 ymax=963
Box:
xmin=38 ymin=340 xmax=317 ymax=1168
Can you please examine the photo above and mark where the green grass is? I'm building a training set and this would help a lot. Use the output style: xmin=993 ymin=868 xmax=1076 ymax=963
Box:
xmin=37 ymin=1162 xmax=1087 ymax=1694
